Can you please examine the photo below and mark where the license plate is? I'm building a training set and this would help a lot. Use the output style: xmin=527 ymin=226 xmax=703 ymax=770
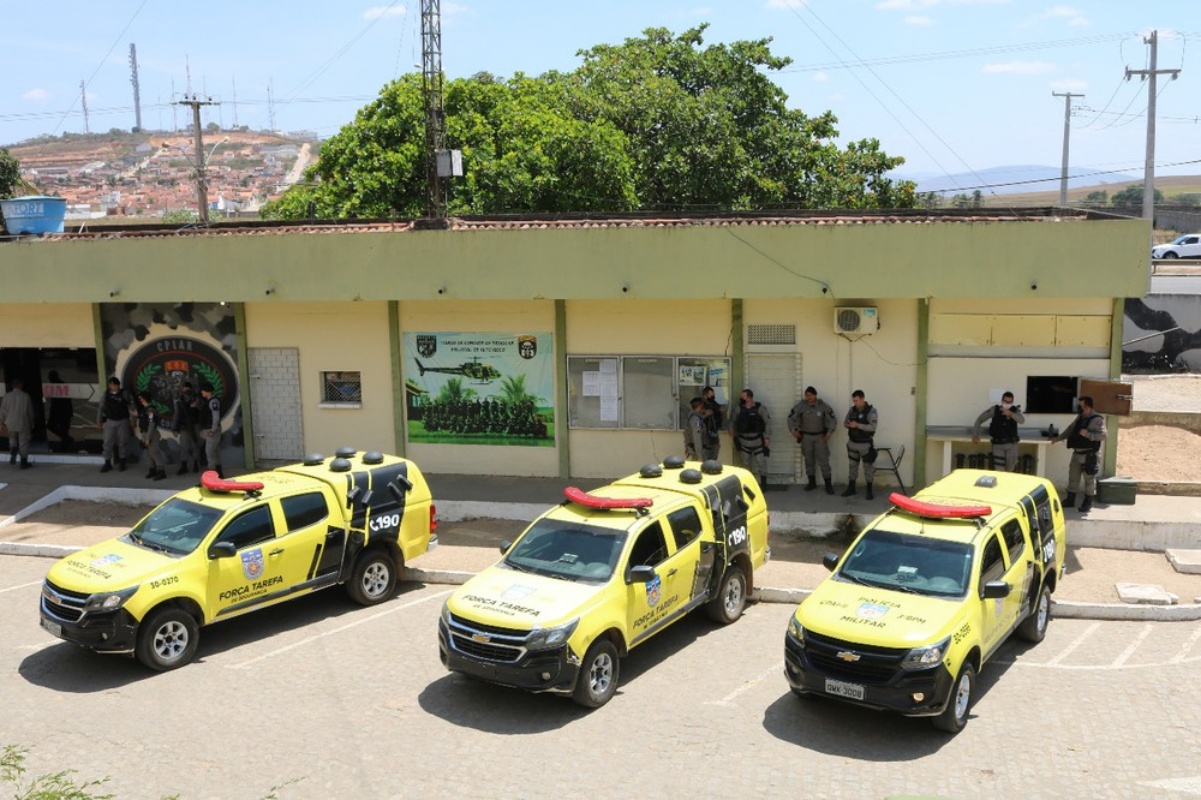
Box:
xmin=40 ymin=618 xmax=63 ymax=639
xmin=825 ymin=677 xmax=865 ymax=700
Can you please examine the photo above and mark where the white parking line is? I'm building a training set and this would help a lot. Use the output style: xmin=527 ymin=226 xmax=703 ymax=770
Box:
xmin=1169 ymin=624 xmax=1201 ymax=664
xmin=1045 ymin=621 xmax=1101 ymax=666
xmin=0 ymin=580 xmax=43 ymax=595
xmin=229 ymin=588 xmax=452 ymax=670
xmin=1111 ymin=623 xmax=1154 ymax=667
xmin=708 ymin=660 xmax=784 ymax=707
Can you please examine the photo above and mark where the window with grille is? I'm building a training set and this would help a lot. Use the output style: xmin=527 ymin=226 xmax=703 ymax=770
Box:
xmin=321 ymin=371 xmax=362 ymax=406
xmin=747 ymin=324 xmax=796 ymax=345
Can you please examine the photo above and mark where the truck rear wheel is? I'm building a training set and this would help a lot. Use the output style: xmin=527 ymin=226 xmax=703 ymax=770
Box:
xmin=347 ymin=549 xmax=397 ymax=606
xmin=932 ymin=663 xmax=975 ymax=734
xmin=572 ymin=639 xmax=619 ymax=708
xmin=705 ymin=565 xmax=747 ymax=624
xmin=135 ymin=607 xmax=199 ymax=671
xmin=1017 ymin=584 xmax=1051 ymax=643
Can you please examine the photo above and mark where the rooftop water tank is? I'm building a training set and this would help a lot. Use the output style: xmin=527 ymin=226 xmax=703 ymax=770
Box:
xmin=0 ymin=195 xmax=67 ymax=235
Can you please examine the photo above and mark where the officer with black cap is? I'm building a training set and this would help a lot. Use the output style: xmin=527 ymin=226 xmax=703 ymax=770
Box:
xmin=972 ymin=391 xmax=1025 ymax=471
xmin=96 ymin=376 xmax=133 ymax=473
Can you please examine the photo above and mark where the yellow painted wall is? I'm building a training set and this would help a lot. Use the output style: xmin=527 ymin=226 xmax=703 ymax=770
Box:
xmin=398 ymin=300 xmax=560 ymax=477
xmin=0 ymin=304 xmax=94 ymax=346
xmin=243 ymin=302 xmax=395 ymax=456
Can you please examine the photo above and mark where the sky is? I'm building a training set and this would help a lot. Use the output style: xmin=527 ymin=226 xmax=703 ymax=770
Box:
xmin=1 ymin=1 xmax=1198 ymax=194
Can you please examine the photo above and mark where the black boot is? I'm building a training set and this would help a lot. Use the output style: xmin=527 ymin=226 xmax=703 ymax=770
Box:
xmin=100 ymin=461 xmax=112 ymax=473
xmin=1065 ymin=492 xmax=1076 ymax=508
xmin=177 ymin=462 xmax=189 ymax=476
xmin=8 ymin=450 xmax=15 ymax=465
xmin=865 ymin=482 xmax=874 ymax=500
xmin=1078 ymin=495 xmax=1093 ymax=513
xmin=153 ymin=470 xmax=167 ymax=481
xmin=118 ymin=458 xmax=127 ymax=472
xmin=146 ymin=467 xmax=157 ymax=479
xmin=841 ymin=480 xmax=857 ymax=498
xmin=20 ymin=457 xmax=31 ymax=470
xmin=759 ymin=475 xmax=769 ymax=491
xmin=193 ymin=461 xmax=201 ymax=473
xmin=804 ymin=476 xmax=817 ymax=492
xmin=215 ymin=466 xmax=225 ymax=479
xmin=824 ymin=478 xmax=835 ymax=495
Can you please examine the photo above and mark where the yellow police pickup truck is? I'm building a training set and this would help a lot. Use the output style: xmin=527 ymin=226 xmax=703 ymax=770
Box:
xmin=39 ymin=449 xmax=435 ymax=671
xmin=784 ymin=469 xmax=1066 ymax=733
xmin=439 ymin=457 xmax=770 ymax=708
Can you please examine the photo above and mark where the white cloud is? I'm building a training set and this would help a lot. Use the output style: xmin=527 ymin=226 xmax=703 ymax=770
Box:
xmin=1041 ymin=5 xmax=1087 ymax=26
xmin=812 ymin=71 xmax=829 ymax=82
xmin=766 ymin=0 xmax=806 ymax=9
xmin=904 ymin=15 xmax=935 ymax=25
xmin=876 ymin=0 xmax=1007 ymax=9
xmin=1049 ymin=78 xmax=1087 ymax=91
xmin=22 ymin=88 xmax=49 ymax=102
xmin=363 ymin=4 xmax=406 ymax=20
xmin=982 ymin=60 xmax=1057 ymax=74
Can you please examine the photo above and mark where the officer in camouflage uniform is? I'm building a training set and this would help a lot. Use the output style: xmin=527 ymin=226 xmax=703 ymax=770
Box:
xmin=1051 ymin=395 xmax=1107 ymax=513
xmin=96 ymin=376 xmax=134 ymax=473
xmin=683 ymin=396 xmax=706 ymax=461
xmin=788 ymin=385 xmax=837 ymax=494
xmin=842 ymin=390 xmax=878 ymax=500
xmin=972 ymin=391 xmax=1025 ymax=472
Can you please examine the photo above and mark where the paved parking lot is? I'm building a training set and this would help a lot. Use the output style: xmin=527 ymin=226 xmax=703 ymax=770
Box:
xmin=4 ymin=555 xmax=1201 ymax=799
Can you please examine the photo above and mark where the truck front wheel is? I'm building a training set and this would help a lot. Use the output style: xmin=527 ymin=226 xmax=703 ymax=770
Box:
xmin=932 ymin=663 xmax=975 ymax=734
xmin=348 ymin=550 xmax=397 ymax=606
xmin=136 ymin=607 xmax=199 ymax=671
xmin=572 ymin=639 xmax=619 ymax=708
xmin=705 ymin=565 xmax=747 ymax=624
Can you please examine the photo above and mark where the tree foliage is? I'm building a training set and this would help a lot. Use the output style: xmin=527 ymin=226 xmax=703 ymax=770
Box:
xmin=263 ymin=26 xmax=914 ymax=219
xmin=1111 ymin=184 xmax=1163 ymax=207
xmin=1 ymin=148 xmax=25 ymax=199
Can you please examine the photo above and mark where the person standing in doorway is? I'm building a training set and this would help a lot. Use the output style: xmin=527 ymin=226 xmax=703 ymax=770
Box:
xmin=683 ymin=396 xmax=706 ymax=461
xmin=788 ymin=385 xmax=837 ymax=494
xmin=1050 ymin=396 xmax=1107 ymax=513
xmin=44 ymin=370 xmax=74 ymax=452
xmin=174 ymin=380 xmax=201 ymax=475
xmin=136 ymin=391 xmax=167 ymax=481
xmin=700 ymin=385 xmax=723 ymax=462
xmin=96 ymin=376 xmax=133 ymax=473
xmin=1 ymin=377 xmax=36 ymax=470
xmin=972 ymin=391 xmax=1025 ymax=472
xmin=199 ymin=382 xmax=224 ymax=479
xmin=728 ymin=388 xmax=771 ymax=489
xmin=842 ymin=390 xmax=878 ymax=500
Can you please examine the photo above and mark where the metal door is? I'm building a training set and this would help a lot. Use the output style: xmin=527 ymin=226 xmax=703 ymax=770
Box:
xmin=248 ymin=348 xmax=303 ymax=462
xmin=746 ymin=353 xmax=801 ymax=485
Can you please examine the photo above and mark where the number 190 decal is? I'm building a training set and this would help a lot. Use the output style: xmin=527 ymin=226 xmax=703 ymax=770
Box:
xmin=728 ymin=525 xmax=747 ymax=547
xmin=369 ymin=513 xmax=401 ymax=533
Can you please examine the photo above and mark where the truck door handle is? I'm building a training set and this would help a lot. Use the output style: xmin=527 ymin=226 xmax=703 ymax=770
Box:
xmin=269 ymin=548 xmax=284 ymax=556
xmin=668 ymin=568 xmax=678 ymax=577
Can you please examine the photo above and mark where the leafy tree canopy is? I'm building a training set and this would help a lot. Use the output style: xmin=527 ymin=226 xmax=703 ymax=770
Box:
xmin=1111 ymin=184 xmax=1163 ymax=206
xmin=263 ymin=25 xmax=914 ymax=219
xmin=0 ymin=148 xmax=24 ymax=199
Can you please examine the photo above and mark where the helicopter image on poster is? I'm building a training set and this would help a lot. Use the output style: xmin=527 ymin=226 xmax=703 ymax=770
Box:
xmin=414 ymin=356 xmax=502 ymax=384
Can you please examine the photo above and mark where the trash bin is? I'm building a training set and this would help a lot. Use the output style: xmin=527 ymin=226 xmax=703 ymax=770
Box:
xmin=1097 ymin=477 xmax=1137 ymax=505
xmin=0 ymin=195 xmax=67 ymax=235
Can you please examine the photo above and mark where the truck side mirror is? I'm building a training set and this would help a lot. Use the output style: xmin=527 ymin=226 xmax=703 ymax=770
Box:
xmin=626 ymin=564 xmax=656 ymax=584
xmin=981 ymin=580 xmax=1010 ymax=599
xmin=208 ymin=541 xmax=237 ymax=559
xmin=822 ymin=552 xmax=840 ymax=572
xmin=499 ymin=539 xmax=512 ymax=554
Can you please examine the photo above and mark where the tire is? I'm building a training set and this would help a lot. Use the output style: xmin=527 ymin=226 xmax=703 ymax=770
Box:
xmin=932 ymin=663 xmax=975 ymax=734
xmin=705 ymin=565 xmax=747 ymax=624
xmin=572 ymin=638 xmax=619 ymax=708
xmin=347 ymin=549 xmax=397 ymax=606
xmin=1163 ymin=251 xmax=1179 ymax=259
xmin=1017 ymin=584 xmax=1052 ymax=643
xmin=135 ymin=607 xmax=199 ymax=671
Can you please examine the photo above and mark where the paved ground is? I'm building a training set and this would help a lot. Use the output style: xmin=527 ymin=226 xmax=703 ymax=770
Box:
xmin=3 ymin=557 xmax=1200 ymax=799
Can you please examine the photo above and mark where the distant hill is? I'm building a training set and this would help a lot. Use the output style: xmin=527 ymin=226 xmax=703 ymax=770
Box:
xmin=902 ymin=165 xmax=1140 ymax=196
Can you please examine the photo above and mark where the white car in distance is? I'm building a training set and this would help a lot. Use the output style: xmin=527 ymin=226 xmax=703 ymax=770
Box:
xmin=1152 ymin=234 xmax=1201 ymax=259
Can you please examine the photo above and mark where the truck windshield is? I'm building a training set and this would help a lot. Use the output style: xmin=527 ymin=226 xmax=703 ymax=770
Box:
xmin=837 ymin=529 xmax=974 ymax=598
xmin=504 ymin=519 xmax=627 ymax=583
xmin=125 ymin=498 xmax=224 ymax=556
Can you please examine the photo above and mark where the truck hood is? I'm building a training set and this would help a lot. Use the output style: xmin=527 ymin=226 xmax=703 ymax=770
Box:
xmin=46 ymin=538 xmax=178 ymax=594
xmin=448 ymin=566 xmax=604 ymax=629
xmin=799 ymin=576 xmax=958 ymax=648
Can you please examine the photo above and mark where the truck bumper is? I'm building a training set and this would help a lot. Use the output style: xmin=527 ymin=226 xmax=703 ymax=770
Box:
xmin=438 ymin=620 xmax=580 ymax=694
xmin=39 ymin=605 xmax=139 ymax=654
xmin=783 ymin=632 xmax=954 ymax=717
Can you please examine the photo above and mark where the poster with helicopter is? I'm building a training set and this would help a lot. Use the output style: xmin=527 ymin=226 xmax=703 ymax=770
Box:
xmin=403 ymin=332 xmax=555 ymax=447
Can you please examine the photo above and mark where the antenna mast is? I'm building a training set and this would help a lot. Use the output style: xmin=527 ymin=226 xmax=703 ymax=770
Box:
xmin=129 ymin=44 xmax=143 ymax=132
xmin=80 ymin=81 xmax=90 ymax=133
xmin=422 ymin=0 xmax=447 ymax=219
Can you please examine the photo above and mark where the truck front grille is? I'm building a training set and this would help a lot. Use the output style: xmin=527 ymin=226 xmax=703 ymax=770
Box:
xmin=447 ymin=613 xmax=530 ymax=664
xmin=803 ymin=630 xmax=907 ymax=684
xmin=42 ymin=580 xmax=87 ymax=622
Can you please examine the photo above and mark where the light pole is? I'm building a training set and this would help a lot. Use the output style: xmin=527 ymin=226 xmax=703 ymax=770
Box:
xmin=161 ymin=136 xmax=227 ymax=223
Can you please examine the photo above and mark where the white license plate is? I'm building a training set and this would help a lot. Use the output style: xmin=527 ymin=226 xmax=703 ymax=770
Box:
xmin=40 ymin=618 xmax=62 ymax=638
xmin=825 ymin=677 xmax=865 ymax=700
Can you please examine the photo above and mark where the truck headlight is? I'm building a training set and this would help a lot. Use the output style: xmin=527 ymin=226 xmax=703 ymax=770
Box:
xmin=440 ymin=600 xmax=452 ymax=626
xmin=84 ymin=585 xmax=139 ymax=612
xmin=787 ymin=615 xmax=805 ymax=642
xmin=526 ymin=618 xmax=579 ymax=650
xmin=901 ymin=637 xmax=950 ymax=670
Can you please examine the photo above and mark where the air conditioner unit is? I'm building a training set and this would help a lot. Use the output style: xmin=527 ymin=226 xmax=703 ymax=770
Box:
xmin=834 ymin=306 xmax=879 ymax=334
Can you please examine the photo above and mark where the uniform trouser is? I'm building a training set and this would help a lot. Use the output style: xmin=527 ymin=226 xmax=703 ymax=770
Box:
xmin=1068 ymin=449 xmax=1100 ymax=497
xmin=7 ymin=429 xmax=31 ymax=459
xmin=177 ymin=424 xmax=198 ymax=464
xmin=800 ymin=433 xmax=832 ymax=480
xmin=702 ymin=436 xmax=720 ymax=462
xmin=847 ymin=440 xmax=875 ymax=482
xmin=102 ymin=419 xmax=131 ymax=463
xmin=736 ymin=436 xmax=767 ymax=477
xmin=990 ymin=441 xmax=1020 ymax=472
xmin=203 ymin=430 xmax=222 ymax=469
xmin=142 ymin=429 xmax=164 ymax=470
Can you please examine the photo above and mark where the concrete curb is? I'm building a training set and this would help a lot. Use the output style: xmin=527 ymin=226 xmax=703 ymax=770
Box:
xmin=0 ymin=485 xmax=174 ymax=530
xmin=1053 ymin=599 xmax=1201 ymax=621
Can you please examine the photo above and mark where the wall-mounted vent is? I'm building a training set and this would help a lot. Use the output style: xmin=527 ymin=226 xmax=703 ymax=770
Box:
xmin=747 ymin=324 xmax=796 ymax=345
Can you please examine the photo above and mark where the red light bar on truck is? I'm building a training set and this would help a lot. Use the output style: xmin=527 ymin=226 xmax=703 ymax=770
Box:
xmin=564 ymin=486 xmax=653 ymax=510
xmin=201 ymin=471 xmax=265 ymax=495
xmin=890 ymin=492 xmax=991 ymax=518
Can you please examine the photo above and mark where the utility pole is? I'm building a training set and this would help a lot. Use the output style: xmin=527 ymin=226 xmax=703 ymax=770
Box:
xmin=1126 ymin=30 xmax=1181 ymax=221
xmin=422 ymin=0 xmax=447 ymax=219
xmin=1052 ymin=91 xmax=1083 ymax=208
xmin=231 ymin=76 xmax=239 ymax=128
xmin=80 ymin=80 xmax=90 ymax=134
xmin=129 ymin=44 xmax=143 ymax=132
xmin=176 ymin=94 xmax=218 ymax=224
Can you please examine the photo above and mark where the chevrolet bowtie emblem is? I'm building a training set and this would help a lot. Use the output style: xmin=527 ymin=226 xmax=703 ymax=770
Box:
xmin=471 ymin=633 xmax=491 ymax=643
xmin=836 ymin=650 xmax=861 ymax=662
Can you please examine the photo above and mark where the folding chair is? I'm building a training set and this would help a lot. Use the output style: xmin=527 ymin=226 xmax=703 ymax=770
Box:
xmin=874 ymin=444 xmax=907 ymax=496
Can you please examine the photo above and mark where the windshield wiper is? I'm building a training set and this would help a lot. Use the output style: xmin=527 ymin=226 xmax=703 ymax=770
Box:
xmin=504 ymin=560 xmax=533 ymax=574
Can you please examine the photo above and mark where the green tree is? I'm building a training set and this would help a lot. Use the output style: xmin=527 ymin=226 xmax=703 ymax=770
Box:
xmin=435 ymin=378 xmax=477 ymax=404
xmin=499 ymin=374 xmax=539 ymax=406
xmin=1081 ymin=190 xmax=1109 ymax=207
xmin=0 ymin=148 xmax=25 ymax=199
xmin=263 ymin=26 xmax=914 ymax=218
xmin=1111 ymin=184 xmax=1163 ymax=207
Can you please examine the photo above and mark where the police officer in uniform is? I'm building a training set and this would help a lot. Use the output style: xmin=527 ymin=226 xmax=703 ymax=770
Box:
xmin=1050 ymin=395 xmax=1107 ymax=513
xmin=788 ymin=385 xmax=837 ymax=494
xmin=0 ymin=377 xmax=36 ymax=470
xmin=972 ymin=391 xmax=1025 ymax=472
xmin=96 ymin=376 xmax=133 ymax=473
xmin=683 ymin=396 xmax=705 ymax=460
xmin=174 ymin=380 xmax=201 ymax=475
xmin=842 ymin=390 xmax=878 ymax=500
xmin=136 ymin=391 xmax=166 ymax=481
xmin=700 ymin=385 xmax=723 ymax=461
xmin=199 ymin=382 xmax=224 ymax=479
xmin=728 ymin=388 xmax=771 ymax=489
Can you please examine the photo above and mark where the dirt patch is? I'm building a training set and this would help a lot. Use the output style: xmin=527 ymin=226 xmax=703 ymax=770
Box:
xmin=2 ymin=501 xmax=151 ymax=547
xmin=1116 ymin=425 xmax=1201 ymax=483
